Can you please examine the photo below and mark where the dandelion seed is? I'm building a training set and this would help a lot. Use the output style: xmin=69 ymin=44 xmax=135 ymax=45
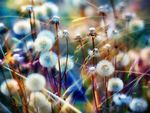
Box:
xmin=129 ymin=98 xmax=148 ymax=112
xmin=55 ymin=56 xmax=74 ymax=72
xmin=25 ymin=73 xmax=46 ymax=92
xmin=96 ymin=60 xmax=115 ymax=77
xmin=107 ymin=77 xmax=124 ymax=92
xmin=0 ymin=79 xmax=19 ymax=96
xmin=34 ymin=36 xmax=53 ymax=52
xmin=39 ymin=51 xmax=58 ymax=68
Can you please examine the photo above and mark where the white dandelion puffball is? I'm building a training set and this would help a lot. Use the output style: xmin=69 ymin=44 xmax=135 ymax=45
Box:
xmin=39 ymin=51 xmax=58 ymax=68
xmin=113 ymin=93 xmax=132 ymax=106
xmin=43 ymin=2 xmax=59 ymax=15
xmin=55 ymin=56 xmax=74 ymax=72
xmin=13 ymin=20 xmax=31 ymax=35
xmin=29 ymin=92 xmax=47 ymax=108
xmin=38 ymin=101 xmax=52 ymax=113
xmin=129 ymin=19 xmax=144 ymax=32
xmin=37 ymin=30 xmax=55 ymax=44
xmin=0 ymin=79 xmax=19 ymax=96
xmin=108 ymin=78 xmax=124 ymax=92
xmin=116 ymin=52 xmax=130 ymax=67
xmin=96 ymin=60 xmax=115 ymax=77
xmin=34 ymin=36 xmax=53 ymax=52
xmin=26 ymin=41 xmax=35 ymax=51
xmin=129 ymin=98 xmax=148 ymax=112
xmin=88 ymin=48 xmax=100 ymax=57
xmin=25 ymin=73 xmax=46 ymax=92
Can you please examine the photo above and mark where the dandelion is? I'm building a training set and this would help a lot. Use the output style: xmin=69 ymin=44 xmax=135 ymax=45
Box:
xmin=55 ymin=56 xmax=74 ymax=72
xmin=0 ymin=79 xmax=19 ymax=96
xmin=98 ymin=4 xmax=111 ymax=14
xmin=0 ymin=23 xmax=8 ymax=34
xmin=34 ymin=36 xmax=53 ymax=52
xmin=113 ymin=93 xmax=132 ymax=106
xmin=88 ymin=48 xmax=100 ymax=57
xmin=13 ymin=54 xmax=24 ymax=62
xmin=129 ymin=98 xmax=148 ymax=112
xmin=39 ymin=51 xmax=58 ymax=68
xmin=13 ymin=20 xmax=31 ymax=36
xmin=129 ymin=19 xmax=144 ymax=32
xmin=25 ymin=73 xmax=46 ymax=92
xmin=43 ymin=2 xmax=59 ymax=16
xmin=107 ymin=77 xmax=124 ymax=92
xmin=96 ymin=60 xmax=115 ymax=77
xmin=38 ymin=101 xmax=52 ymax=113
xmin=26 ymin=41 xmax=35 ymax=51
xmin=29 ymin=92 xmax=47 ymax=108
xmin=116 ymin=52 xmax=130 ymax=67
xmin=88 ymin=66 xmax=96 ymax=74
xmin=37 ymin=30 xmax=55 ymax=44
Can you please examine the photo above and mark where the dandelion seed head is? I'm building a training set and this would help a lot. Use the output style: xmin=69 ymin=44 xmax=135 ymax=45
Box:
xmin=55 ymin=56 xmax=74 ymax=72
xmin=122 ymin=12 xmax=136 ymax=22
xmin=96 ymin=60 xmax=115 ymax=77
xmin=88 ymin=66 xmax=96 ymax=74
xmin=63 ymin=29 xmax=69 ymax=38
xmin=116 ymin=52 xmax=130 ymax=67
xmin=88 ymin=48 xmax=100 ymax=57
xmin=34 ymin=36 xmax=53 ymax=52
xmin=25 ymin=73 xmax=46 ymax=92
xmin=43 ymin=2 xmax=59 ymax=15
xmin=0 ymin=79 xmax=19 ymax=96
xmin=0 ymin=23 xmax=7 ymax=33
xmin=113 ymin=93 xmax=132 ymax=106
xmin=98 ymin=4 xmax=111 ymax=14
xmin=29 ymin=92 xmax=47 ymax=108
xmin=51 ymin=15 xmax=60 ymax=24
xmin=13 ymin=20 xmax=31 ymax=35
xmin=38 ymin=101 xmax=52 ymax=113
xmin=89 ymin=27 xmax=96 ymax=36
xmin=108 ymin=77 xmax=124 ymax=92
xmin=13 ymin=54 xmax=24 ymax=62
xmin=129 ymin=98 xmax=148 ymax=112
xmin=129 ymin=19 xmax=144 ymax=32
xmin=75 ymin=33 xmax=82 ymax=40
xmin=39 ymin=51 xmax=58 ymax=68
xmin=37 ymin=30 xmax=55 ymax=44
xmin=26 ymin=41 xmax=34 ymax=51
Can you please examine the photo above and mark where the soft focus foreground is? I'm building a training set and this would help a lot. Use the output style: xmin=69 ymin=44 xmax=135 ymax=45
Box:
xmin=0 ymin=0 xmax=150 ymax=113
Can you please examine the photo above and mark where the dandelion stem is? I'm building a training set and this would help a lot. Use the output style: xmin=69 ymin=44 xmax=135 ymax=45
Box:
xmin=109 ymin=0 xmax=117 ymax=19
xmin=55 ymin=24 xmax=62 ymax=96
xmin=79 ymin=39 xmax=85 ymax=63
xmin=91 ymin=75 xmax=99 ymax=113
xmin=0 ymin=66 xmax=20 ymax=113
xmin=63 ymin=37 xmax=69 ymax=89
